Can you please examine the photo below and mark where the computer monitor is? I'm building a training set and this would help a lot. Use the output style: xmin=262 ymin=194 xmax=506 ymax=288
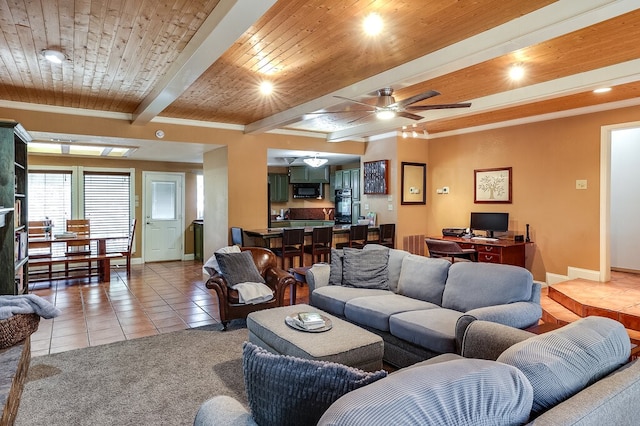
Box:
xmin=470 ymin=212 xmax=509 ymax=238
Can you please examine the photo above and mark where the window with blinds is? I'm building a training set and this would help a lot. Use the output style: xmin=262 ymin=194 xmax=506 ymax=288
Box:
xmin=83 ymin=172 xmax=131 ymax=251
xmin=27 ymin=171 xmax=72 ymax=232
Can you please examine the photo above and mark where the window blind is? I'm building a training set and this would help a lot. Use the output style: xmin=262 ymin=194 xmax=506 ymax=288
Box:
xmin=83 ymin=172 xmax=131 ymax=251
xmin=27 ymin=171 xmax=72 ymax=232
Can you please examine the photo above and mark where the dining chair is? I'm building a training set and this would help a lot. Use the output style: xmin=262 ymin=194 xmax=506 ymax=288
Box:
xmin=425 ymin=238 xmax=477 ymax=262
xmin=65 ymin=219 xmax=92 ymax=276
xmin=231 ymin=227 xmax=244 ymax=246
xmin=336 ymin=224 xmax=368 ymax=249
xmin=113 ymin=218 xmax=136 ymax=275
xmin=273 ymin=228 xmax=305 ymax=269
xmin=304 ymin=226 xmax=333 ymax=264
xmin=376 ymin=223 xmax=396 ymax=248
xmin=27 ymin=220 xmax=53 ymax=280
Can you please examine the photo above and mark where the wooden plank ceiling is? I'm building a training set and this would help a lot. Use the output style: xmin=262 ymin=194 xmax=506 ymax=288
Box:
xmin=0 ymin=0 xmax=639 ymax=141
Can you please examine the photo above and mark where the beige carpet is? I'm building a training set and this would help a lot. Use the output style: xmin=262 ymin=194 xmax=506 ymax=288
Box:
xmin=17 ymin=324 xmax=249 ymax=425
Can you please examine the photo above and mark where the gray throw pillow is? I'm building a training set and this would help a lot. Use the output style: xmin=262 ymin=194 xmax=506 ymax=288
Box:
xmin=328 ymin=249 xmax=344 ymax=286
xmin=497 ymin=316 xmax=630 ymax=416
xmin=342 ymin=248 xmax=389 ymax=290
xmin=214 ymin=251 xmax=265 ymax=287
xmin=243 ymin=342 xmax=387 ymax=426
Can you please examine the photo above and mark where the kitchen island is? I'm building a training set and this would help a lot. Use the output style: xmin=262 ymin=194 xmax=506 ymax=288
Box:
xmin=244 ymin=225 xmax=380 ymax=249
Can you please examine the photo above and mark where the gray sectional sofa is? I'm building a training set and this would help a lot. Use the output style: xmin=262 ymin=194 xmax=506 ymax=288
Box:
xmin=306 ymin=244 xmax=542 ymax=367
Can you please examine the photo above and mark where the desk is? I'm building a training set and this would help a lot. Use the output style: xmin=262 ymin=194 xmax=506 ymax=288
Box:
xmin=245 ymin=225 xmax=380 ymax=249
xmin=429 ymin=236 xmax=529 ymax=268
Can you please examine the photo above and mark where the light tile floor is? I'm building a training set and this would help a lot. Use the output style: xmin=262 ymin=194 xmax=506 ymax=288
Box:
xmin=29 ymin=260 xmax=309 ymax=357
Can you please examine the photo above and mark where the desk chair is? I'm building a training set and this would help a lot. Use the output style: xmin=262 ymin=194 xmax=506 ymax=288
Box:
xmin=231 ymin=227 xmax=244 ymax=246
xmin=425 ymin=238 xmax=477 ymax=263
xmin=336 ymin=224 xmax=368 ymax=249
xmin=304 ymin=226 xmax=333 ymax=264
xmin=273 ymin=228 xmax=305 ymax=269
xmin=375 ymin=223 xmax=395 ymax=248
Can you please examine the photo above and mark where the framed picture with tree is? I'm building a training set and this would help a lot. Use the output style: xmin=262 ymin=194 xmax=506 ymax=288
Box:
xmin=474 ymin=167 xmax=512 ymax=203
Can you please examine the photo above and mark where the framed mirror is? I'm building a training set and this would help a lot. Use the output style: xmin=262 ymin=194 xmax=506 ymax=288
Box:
xmin=401 ymin=162 xmax=426 ymax=205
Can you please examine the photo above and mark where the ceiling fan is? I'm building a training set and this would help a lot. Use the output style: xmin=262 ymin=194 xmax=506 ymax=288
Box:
xmin=308 ymin=88 xmax=471 ymax=123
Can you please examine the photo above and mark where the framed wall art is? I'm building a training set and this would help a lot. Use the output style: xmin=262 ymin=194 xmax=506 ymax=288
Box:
xmin=363 ymin=160 xmax=389 ymax=194
xmin=401 ymin=162 xmax=426 ymax=205
xmin=474 ymin=167 xmax=512 ymax=203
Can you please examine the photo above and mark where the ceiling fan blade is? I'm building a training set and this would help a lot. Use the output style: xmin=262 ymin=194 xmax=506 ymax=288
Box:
xmin=334 ymin=95 xmax=377 ymax=108
xmin=305 ymin=109 xmax=374 ymax=114
xmin=406 ymin=102 xmax=472 ymax=111
xmin=347 ymin=112 xmax=376 ymax=124
xmin=397 ymin=111 xmax=424 ymax=121
xmin=396 ymin=90 xmax=441 ymax=109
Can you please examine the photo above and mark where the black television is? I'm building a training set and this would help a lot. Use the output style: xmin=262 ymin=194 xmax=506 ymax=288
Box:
xmin=470 ymin=212 xmax=509 ymax=238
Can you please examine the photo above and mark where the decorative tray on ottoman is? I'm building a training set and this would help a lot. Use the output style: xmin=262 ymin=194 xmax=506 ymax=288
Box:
xmin=285 ymin=312 xmax=333 ymax=333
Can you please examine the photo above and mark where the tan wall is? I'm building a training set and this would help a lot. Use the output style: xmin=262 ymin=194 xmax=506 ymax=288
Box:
xmin=427 ymin=104 xmax=640 ymax=281
xmin=28 ymin=154 xmax=202 ymax=259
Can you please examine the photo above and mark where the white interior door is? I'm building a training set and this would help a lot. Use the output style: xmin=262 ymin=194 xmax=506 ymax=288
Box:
xmin=143 ymin=172 xmax=184 ymax=262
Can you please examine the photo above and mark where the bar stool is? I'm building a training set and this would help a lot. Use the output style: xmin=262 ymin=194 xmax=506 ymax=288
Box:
xmin=304 ymin=226 xmax=333 ymax=264
xmin=376 ymin=223 xmax=396 ymax=248
xmin=273 ymin=228 xmax=305 ymax=269
xmin=336 ymin=224 xmax=368 ymax=249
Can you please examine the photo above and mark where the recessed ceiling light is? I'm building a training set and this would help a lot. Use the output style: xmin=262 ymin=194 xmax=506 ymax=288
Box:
xmin=593 ymin=87 xmax=612 ymax=93
xmin=41 ymin=49 xmax=66 ymax=64
xmin=508 ymin=64 xmax=525 ymax=81
xmin=259 ymin=81 xmax=273 ymax=95
xmin=363 ymin=13 xmax=383 ymax=36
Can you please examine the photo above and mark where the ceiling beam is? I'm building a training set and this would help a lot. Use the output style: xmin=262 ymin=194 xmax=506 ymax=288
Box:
xmin=245 ymin=0 xmax=639 ymax=136
xmin=131 ymin=0 xmax=277 ymax=125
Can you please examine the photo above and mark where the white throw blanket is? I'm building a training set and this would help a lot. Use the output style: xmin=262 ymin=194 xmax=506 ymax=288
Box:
xmin=232 ymin=282 xmax=274 ymax=304
xmin=203 ymin=245 xmax=241 ymax=276
xmin=0 ymin=294 xmax=62 ymax=320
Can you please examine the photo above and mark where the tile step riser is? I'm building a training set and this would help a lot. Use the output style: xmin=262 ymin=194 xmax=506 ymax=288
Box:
xmin=546 ymin=287 xmax=640 ymax=333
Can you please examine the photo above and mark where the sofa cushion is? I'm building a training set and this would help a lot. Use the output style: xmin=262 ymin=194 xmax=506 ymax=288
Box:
xmin=397 ymin=255 xmax=450 ymax=304
xmin=364 ymin=245 xmax=410 ymax=292
xmin=344 ymin=294 xmax=439 ymax=332
xmin=243 ymin=342 xmax=387 ymax=426
xmin=441 ymin=262 xmax=533 ymax=312
xmin=342 ymin=248 xmax=389 ymax=290
xmin=312 ymin=286 xmax=393 ymax=317
xmin=318 ymin=358 xmax=533 ymax=426
xmin=389 ymin=308 xmax=463 ymax=354
xmin=214 ymin=251 xmax=265 ymax=287
xmin=328 ymin=249 xmax=344 ymax=286
xmin=497 ymin=316 xmax=631 ymax=416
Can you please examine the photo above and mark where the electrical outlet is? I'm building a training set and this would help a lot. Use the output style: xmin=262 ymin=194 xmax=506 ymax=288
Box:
xmin=576 ymin=179 xmax=587 ymax=190
xmin=436 ymin=188 xmax=443 ymax=194
xmin=364 ymin=203 xmax=369 ymax=210
xmin=442 ymin=186 xmax=449 ymax=194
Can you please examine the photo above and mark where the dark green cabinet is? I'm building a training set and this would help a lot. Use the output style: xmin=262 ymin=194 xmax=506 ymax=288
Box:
xmin=288 ymin=166 xmax=329 ymax=183
xmin=268 ymin=173 xmax=289 ymax=202
xmin=350 ymin=169 xmax=360 ymax=200
xmin=193 ymin=220 xmax=203 ymax=261
xmin=0 ymin=121 xmax=29 ymax=295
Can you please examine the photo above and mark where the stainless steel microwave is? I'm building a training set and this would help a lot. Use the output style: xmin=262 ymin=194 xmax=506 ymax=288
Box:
xmin=292 ymin=183 xmax=323 ymax=199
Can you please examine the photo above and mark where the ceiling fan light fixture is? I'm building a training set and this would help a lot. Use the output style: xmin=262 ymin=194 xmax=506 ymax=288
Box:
xmin=41 ymin=49 xmax=66 ymax=64
xmin=303 ymin=154 xmax=328 ymax=168
xmin=376 ymin=109 xmax=395 ymax=120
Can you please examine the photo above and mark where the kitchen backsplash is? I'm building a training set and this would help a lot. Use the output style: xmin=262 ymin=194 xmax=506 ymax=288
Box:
xmin=285 ymin=208 xmax=334 ymax=220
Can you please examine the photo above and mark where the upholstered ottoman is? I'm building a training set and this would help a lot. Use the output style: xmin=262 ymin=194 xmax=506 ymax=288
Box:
xmin=247 ymin=304 xmax=384 ymax=371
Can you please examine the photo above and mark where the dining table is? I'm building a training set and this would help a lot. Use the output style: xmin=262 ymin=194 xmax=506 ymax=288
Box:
xmin=243 ymin=224 xmax=380 ymax=249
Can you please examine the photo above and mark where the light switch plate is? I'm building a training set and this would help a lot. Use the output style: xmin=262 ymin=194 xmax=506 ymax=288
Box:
xmin=442 ymin=186 xmax=449 ymax=194
xmin=388 ymin=204 xmax=393 ymax=211
xmin=576 ymin=179 xmax=587 ymax=190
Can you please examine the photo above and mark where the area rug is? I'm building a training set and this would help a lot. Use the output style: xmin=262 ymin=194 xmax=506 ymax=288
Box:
xmin=16 ymin=324 xmax=249 ymax=425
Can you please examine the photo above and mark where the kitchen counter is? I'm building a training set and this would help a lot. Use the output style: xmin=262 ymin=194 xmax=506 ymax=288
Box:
xmin=245 ymin=225 xmax=379 ymax=248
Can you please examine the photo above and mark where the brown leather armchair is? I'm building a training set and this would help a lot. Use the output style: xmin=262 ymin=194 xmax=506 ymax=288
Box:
xmin=205 ymin=247 xmax=295 ymax=330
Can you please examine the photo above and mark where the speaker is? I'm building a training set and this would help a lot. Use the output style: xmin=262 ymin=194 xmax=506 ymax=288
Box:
xmin=514 ymin=235 xmax=524 ymax=242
